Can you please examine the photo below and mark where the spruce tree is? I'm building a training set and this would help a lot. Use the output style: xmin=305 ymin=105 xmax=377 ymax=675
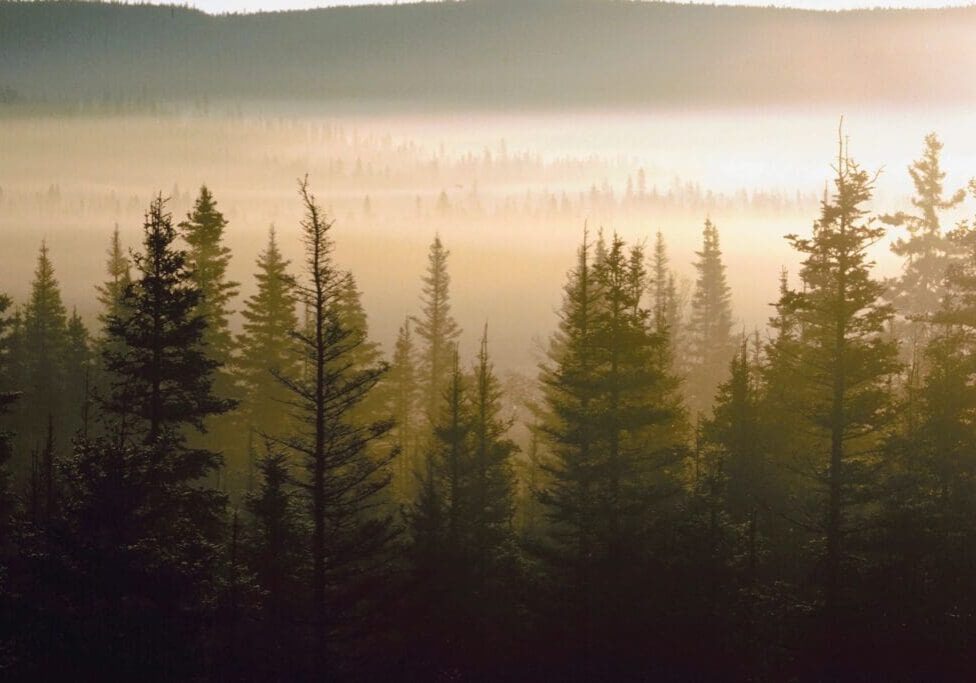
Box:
xmin=101 ymin=195 xmax=233 ymax=461
xmin=236 ymin=227 xmax=300 ymax=456
xmin=687 ymin=219 xmax=735 ymax=415
xmin=181 ymin=186 xmax=240 ymax=474
xmin=279 ymin=178 xmax=396 ymax=670
xmin=387 ymin=318 xmax=420 ymax=503
xmin=15 ymin=242 xmax=69 ymax=458
xmin=64 ymin=310 xmax=92 ymax=437
xmin=180 ymin=185 xmax=239 ymax=378
xmin=0 ymin=292 xmax=17 ymax=537
xmin=884 ymin=133 xmax=965 ymax=322
xmin=96 ymin=225 xmax=131 ymax=331
xmin=535 ymin=231 xmax=685 ymax=671
xmin=414 ymin=235 xmax=461 ymax=421
xmin=775 ymin=133 xmax=899 ymax=659
xmin=243 ymin=447 xmax=305 ymax=672
xmin=468 ymin=325 xmax=518 ymax=580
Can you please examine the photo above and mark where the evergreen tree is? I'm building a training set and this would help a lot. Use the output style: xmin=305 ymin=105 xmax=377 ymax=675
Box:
xmin=181 ymin=186 xmax=240 ymax=475
xmin=414 ymin=235 xmax=461 ymax=421
xmin=387 ymin=318 xmax=420 ymax=503
xmin=468 ymin=325 xmax=518 ymax=581
xmin=884 ymin=133 xmax=965 ymax=323
xmin=64 ymin=310 xmax=92 ymax=438
xmin=95 ymin=224 xmax=131 ymax=331
xmin=242 ymin=447 xmax=305 ymax=675
xmin=180 ymin=185 xmax=239 ymax=376
xmin=101 ymin=195 xmax=233 ymax=460
xmin=535 ymin=231 xmax=685 ymax=673
xmin=279 ymin=178 xmax=396 ymax=671
xmin=0 ymin=292 xmax=18 ymax=538
xmin=687 ymin=219 xmax=735 ymax=415
xmin=15 ymin=242 xmax=69 ymax=460
xmin=775 ymin=133 xmax=899 ymax=664
xmin=236 ymin=227 xmax=300 ymax=465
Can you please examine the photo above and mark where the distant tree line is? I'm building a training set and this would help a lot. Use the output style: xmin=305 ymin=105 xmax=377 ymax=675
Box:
xmin=3 ymin=131 xmax=976 ymax=679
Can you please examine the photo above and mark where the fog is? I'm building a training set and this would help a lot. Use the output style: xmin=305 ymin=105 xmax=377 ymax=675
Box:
xmin=4 ymin=105 xmax=973 ymax=372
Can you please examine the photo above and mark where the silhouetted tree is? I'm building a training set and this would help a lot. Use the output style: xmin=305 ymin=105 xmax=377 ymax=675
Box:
xmin=687 ymin=219 xmax=735 ymax=415
xmin=414 ymin=235 xmax=461 ymax=421
xmin=278 ymin=178 xmax=397 ymax=673
xmin=236 ymin=227 xmax=300 ymax=475
xmin=775 ymin=132 xmax=899 ymax=668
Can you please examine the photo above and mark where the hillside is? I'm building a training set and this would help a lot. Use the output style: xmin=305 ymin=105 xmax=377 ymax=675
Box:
xmin=2 ymin=0 xmax=975 ymax=108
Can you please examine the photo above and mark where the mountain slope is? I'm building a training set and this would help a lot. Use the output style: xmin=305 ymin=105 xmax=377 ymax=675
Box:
xmin=2 ymin=0 xmax=974 ymax=108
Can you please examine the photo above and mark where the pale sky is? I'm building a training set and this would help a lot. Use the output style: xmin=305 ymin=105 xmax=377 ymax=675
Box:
xmin=172 ymin=0 xmax=969 ymax=15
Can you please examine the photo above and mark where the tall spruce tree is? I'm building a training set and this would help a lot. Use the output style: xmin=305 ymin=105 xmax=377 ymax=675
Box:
xmin=0 ymin=292 xmax=17 ymax=537
xmin=242 ymin=447 xmax=305 ymax=674
xmin=775 ymin=132 xmax=899 ymax=661
xmin=535 ymin=231 xmax=685 ymax=672
xmin=181 ymin=186 xmax=239 ymax=377
xmin=387 ymin=318 xmax=420 ymax=503
xmin=101 ymin=195 xmax=233 ymax=461
xmin=180 ymin=186 xmax=240 ymax=480
xmin=96 ymin=225 xmax=132 ymax=330
xmin=414 ymin=235 xmax=461 ymax=421
xmin=884 ymin=133 xmax=965 ymax=323
xmin=687 ymin=219 xmax=735 ymax=415
xmin=236 ymin=227 xmax=300 ymax=462
xmin=278 ymin=178 xmax=396 ymax=670
xmin=15 ymin=242 xmax=69 ymax=459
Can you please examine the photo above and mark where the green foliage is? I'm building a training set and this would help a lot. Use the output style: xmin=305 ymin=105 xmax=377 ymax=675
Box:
xmin=687 ymin=219 xmax=735 ymax=416
xmin=413 ymin=235 xmax=461 ymax=421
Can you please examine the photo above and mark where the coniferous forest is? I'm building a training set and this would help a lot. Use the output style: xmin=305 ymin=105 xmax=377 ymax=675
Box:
xmin=4 ymin=2 xmax=976 ymax=681
xmin=2 ymin=126 xmax=976 ymax=680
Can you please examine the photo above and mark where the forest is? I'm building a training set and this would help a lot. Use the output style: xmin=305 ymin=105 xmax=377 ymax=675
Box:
xmin=1 ymin=124 xmax=976 ymax=680
xmin=2 ymin=0 xmax=975 ymax=108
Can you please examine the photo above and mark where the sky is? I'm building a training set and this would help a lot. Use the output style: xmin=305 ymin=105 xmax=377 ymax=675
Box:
xmin=173 ymin=0 xmax=968 ymax=14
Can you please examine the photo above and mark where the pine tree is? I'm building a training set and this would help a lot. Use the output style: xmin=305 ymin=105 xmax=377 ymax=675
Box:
xmin=279 ymin=178 xmax=396 ymax=670
xmin=414 ymin=235 xmax=461 ymax=421
xmin=775 ymin=131 xmax=899 ymax=658
xmin=687 ymin=219 xmax=735 ymax=415
xmin=236 ymin=227 xmax=300 ymax=458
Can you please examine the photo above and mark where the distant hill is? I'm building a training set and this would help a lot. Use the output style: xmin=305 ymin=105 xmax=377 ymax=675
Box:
xmin=2 ymin=0 xmax=975 ymax=109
